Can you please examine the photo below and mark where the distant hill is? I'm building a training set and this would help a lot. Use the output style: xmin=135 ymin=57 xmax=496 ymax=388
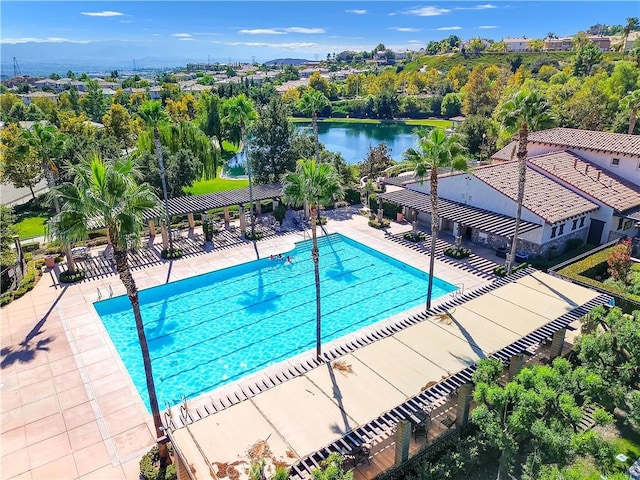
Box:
xmin=264 ymin=58 xmax=310 ymax=66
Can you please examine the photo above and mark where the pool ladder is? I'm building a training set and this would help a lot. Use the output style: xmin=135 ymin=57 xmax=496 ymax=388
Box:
xmin=452 ymin=283 xmax=465 ymax=300
xmin=96 ymin=285 xmax=114 ymax=301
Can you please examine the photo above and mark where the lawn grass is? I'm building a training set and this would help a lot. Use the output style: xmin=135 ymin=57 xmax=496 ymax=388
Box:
xmin=183 ymin=176 xmax=249 ymax=195
xmin=14 ymin=216 xmax=48 ymax=239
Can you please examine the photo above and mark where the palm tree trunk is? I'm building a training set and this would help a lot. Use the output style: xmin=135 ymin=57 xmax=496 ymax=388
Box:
xmin=43 ymin=164 xmax=60 ymax=213
xmin=155 ymin=127 xmax=173 ymax=253
xmin=426 ymin=166 xmax=438 ymax=310
xmin=243 ymin=125 xmax=255 ymax=238
xmin=312 ymin=112 xmax=319 ymax=163
xmin=508 ymin=123 xmax=528 ymax=275
xmin=629 ymin=105 xmax=638 ymax=135
xmin=65 ymin=245 xmax=76 ymax=275
xmin=113 ymin=248 xmax=170 ymax=472
xmin=310 ymin=203 xmax=322 ymax=360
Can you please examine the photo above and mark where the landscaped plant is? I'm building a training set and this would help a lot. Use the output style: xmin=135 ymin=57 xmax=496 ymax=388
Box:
xmin=140 ymin=444 xmax=176 ymax=480
xmin=244 ymin=231 xmax=263 ymax=241
xmin=273 ymin=203 xmax=287 ymax=224
xmin=404 ymin=231 xmax=425 ymax=242
xmin=161 ymin=247 xmax=183 ymax=259
xmin=0 ymin=258 xmax=44 ymax=306
xmin=444 ymin=246 xmax=471 ymax=259
xmin=607 ymin=239 xmax=632 ymax=283
xmin=368 ymin=218 xmax=391 ymax=229
xmin=311 ymin=452 xmax=353 ymax=480
xmin=494 ymin=262 xmax=528 ymax=277
xmin=59 ymin=269 xmax=85 ymax=283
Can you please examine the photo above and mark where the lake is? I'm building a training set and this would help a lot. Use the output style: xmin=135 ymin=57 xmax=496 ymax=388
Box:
xmin=295 ymin=122 xmax=420 ymax=165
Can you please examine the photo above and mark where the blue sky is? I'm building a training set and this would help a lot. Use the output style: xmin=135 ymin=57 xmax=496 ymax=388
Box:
xmin=1 ymin=1 xmax=638 ymax=70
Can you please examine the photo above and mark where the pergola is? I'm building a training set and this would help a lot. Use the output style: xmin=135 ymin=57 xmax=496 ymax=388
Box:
xmin=378 ymin=188 xmax=542 ymax=238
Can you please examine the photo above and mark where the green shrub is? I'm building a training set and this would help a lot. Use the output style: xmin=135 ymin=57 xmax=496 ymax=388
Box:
xmin=24 ymin=252 xmax=33 ymax=262
xmin=404 ymin=231 xmax=425 ymax=242
xmin=368 ymin=218 xmax=391 ymax=229
xmin=444 ymin=246 xmax=471 ymax=259
xmin=244 ymin=231 xmax=263 ymax=241
xmin=273 ymin=203 xmax=287 ymax=223
xmin=59 ymin=269 xmax=85 ymax=283
xmin=21 ymin=242 xmax=40 ymax=253
xmin=0 ymin=292 xmax=15 ymax=306
xmin=161 ymin=248 xmax=183 ymax=260
xmin=45 ymin=245 xmax=64 ymax=255
xmin=494 ymin=262 xmax=529 ymax=277
xmin=344 ymin=188 xmax=362 ymax=205
xmin=7 ymin=260 xmax=42 ymax=304
xmin=88 ymin=228 xmax=107 ymax=239
xmin=139 ymin=444 xmax=177 ymax=480
xmin=86 ymin=236 xmax=109 ymax=248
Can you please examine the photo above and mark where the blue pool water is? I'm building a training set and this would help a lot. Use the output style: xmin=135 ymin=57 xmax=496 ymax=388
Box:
xmin=94 ymin=234 xmax=456 ymax=411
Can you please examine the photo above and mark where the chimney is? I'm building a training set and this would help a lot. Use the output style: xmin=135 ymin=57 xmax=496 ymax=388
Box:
xmin=573 ymin=158 xmax=577 ymax=168
xmin=597 ymin=171 xmax=601 ymax=182
xmin=608 ymin=179 xmax=613 ymax=187
xmin=585 ymin=164 xmax=589 ymax=174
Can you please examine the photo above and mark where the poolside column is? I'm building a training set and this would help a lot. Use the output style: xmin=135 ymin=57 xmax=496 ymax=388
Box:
xmin=394 ymin=420 xmax=412 ymax=465
xmin=455 ymin=383 xmax=474 ymax=427
xmin=549 ymin=328 xmax=567 ymax=359
xmin=255 ymin=202 xmax=262 ymax=215
xmin=508 ymin=353 xmax=525 ymax=380
xmin=160 ymin=219 xmax=168 ymax=250
xmin=148 ymin=219 xmax=156 ymax=238
xmin=187 ymin=212 xmax=195 ymax=229
xmin=223 ymin=207 xmax=230 ymax=230
xmin=239 ymin=205 xmax=246 ymax=236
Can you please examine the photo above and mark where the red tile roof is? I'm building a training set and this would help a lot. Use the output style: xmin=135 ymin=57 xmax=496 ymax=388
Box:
xmin=527 ymin=128 xmax=640 ymax=157
xmin=529 ymin=151 xmax=640 ymax=213
xmin=472 ymin=161 xmax=598 ymax=224
xmin=491 ymin=141 xmax=518 ymax=161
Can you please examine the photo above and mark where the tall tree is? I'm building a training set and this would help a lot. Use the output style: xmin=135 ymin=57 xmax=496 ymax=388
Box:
xmin=297 ymin=89 xmax=329 ymax=165
xmin=138 ymin=100 xmax=174 ymax=253
xmin=402 ymin=128 xmax=466 ymax=309
xmin=248 ymin=97 xmax=297 ymax=184
xmin=224 ymin=94 xmax=258 ymax=237
xmin=282 ymin=159 xmax=344 ymax=360
xmin=82 ymin=79 xmax=108 ymax=122
xmin=0 ymin=123 xmax=42 ymax=199
xmin=198 ymin=92 xmax=224 ymax=153
xmin=19 ymin=123 xmax=67 ymax=211
xmin=623 ymin=17 xmax=640 ymax=52
xmin=498 ymin=90 xmax=555 ymax=274
xmin=51 ymin=156 xmax=170 ymax=475
xmin=621 ymin=89 xmax=640 ymax=134
xmin=102 ymin=103 xmax=136 ymax=153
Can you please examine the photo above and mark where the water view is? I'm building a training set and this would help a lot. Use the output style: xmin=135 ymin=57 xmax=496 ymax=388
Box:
xmin=295 ymin=122 xmax=421 ymax=164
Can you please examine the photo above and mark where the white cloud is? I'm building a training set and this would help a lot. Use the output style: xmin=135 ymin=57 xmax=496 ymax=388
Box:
xmin=171 ymin=33 xmax=192 ymax=37
xmin=119 ymin=20 xmax=133 ymax=23
xmin=345 ymin=9 xmax=367 ymax=14
xmin=80 ymin=11 xmax=124 ymax=17
xmin=284 ymin=27 xmax=325 ymax=34
xmin=1 ymin=37 xmax=91 ymax=44
xmin=223 ymin=41 xmax=316 ymax=50
xmin=389 ymin=27 xmax=423 ymax=32
xmin=455 ymin=4 xmax=497 ymax=10
xmin=402 ymin=6 xmax=450 ymax=16
xmin=478 ymin=25 xmax=498 ymax=29
xmin=435 ymin=26 xmax=462 ymax=31
xmin=179 ymin=38 xmax=194 ymax=41
xmin=239 ymin=28 xmax=286 ymax=35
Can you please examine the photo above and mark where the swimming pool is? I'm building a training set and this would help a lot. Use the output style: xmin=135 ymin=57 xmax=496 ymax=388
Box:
xmin=94 ymin=234 xmax=456 ymax=411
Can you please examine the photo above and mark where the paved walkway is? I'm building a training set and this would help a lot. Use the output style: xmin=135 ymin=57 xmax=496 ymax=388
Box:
xmin=0 ymin=208 xmax=503 ymax=479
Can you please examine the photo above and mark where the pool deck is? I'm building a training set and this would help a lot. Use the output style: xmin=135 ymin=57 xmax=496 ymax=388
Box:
xmin=0 ymin=207 xmax=582 ymax=479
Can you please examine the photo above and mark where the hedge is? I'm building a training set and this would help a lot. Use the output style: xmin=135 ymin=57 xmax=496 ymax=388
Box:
xmin=557 ymin=245 xmax=640 ymax=305
xmin=0 ymin=259 xmax=44 ymax=306
xmin=494 ymin=262 xmax=529 ymax=277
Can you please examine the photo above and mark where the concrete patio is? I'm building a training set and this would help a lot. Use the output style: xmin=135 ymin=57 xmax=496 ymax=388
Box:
xmin=0 ymin=207 xmax=535 ymax=479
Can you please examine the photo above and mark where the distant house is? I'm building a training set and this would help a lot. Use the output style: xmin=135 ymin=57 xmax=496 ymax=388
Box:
xmin=503 ymin=37 xmax=529 ymax=52
xmin=19 ymin=91 xmax=58 ymax=105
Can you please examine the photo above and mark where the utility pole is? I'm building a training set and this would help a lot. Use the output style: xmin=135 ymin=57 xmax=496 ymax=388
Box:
xmin=13 ymin=57 xmax=22 ymax=77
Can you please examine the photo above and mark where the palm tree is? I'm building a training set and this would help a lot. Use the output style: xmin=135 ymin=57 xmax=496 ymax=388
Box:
xmin=297 ymin=89 xmax=330 ymax=164
xmin=621 ymin=89 xmax=640 ymax=134
xmin=19 ymin=123 xmax=66 ymax=212
xmin=282 ymin=159 xmax=344 ymax=360
xmin=138 ymin=100 xmax=174 ymax=253
xmin=51 ymin=155 xmax=171 ymax=473
xmin=224 ymin=94 xmax=258 ymax=237
xmin=498 ymin=90 xmax=555 ymax=274
xmin=623 ymin=17 xmax=639 ymax=52
xmin=402 ymin=128 xmax=466 ymax=309
xmin=19 ymin=123 xmax=78 ymax=273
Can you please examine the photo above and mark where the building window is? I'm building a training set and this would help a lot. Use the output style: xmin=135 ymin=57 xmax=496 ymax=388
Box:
xmin=611 ymin=158 xmax=620 ymax=167
xmin=558 ymin=224 xmax=565 ymax=235
xmin=551 ymin=226 xmax=557 ymax=238
xmin=572 ymin=219 xmax=578 ymax=230
xmin=618 ymin=218 xmax=624 ymax=230
xmin=579 ymin=217 xmax=585 ymax=227
xmin=624 ymin=220 xmax=633 ymax=230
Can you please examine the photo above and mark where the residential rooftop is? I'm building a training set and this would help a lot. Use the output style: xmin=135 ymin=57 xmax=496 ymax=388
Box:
xmin=527 ymin=127 xmax=640 ymax=157
xmin=529 ymin=151 xmax=640 ymax=213
xmin=471 ymin=161 xmax=599 ymax=224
